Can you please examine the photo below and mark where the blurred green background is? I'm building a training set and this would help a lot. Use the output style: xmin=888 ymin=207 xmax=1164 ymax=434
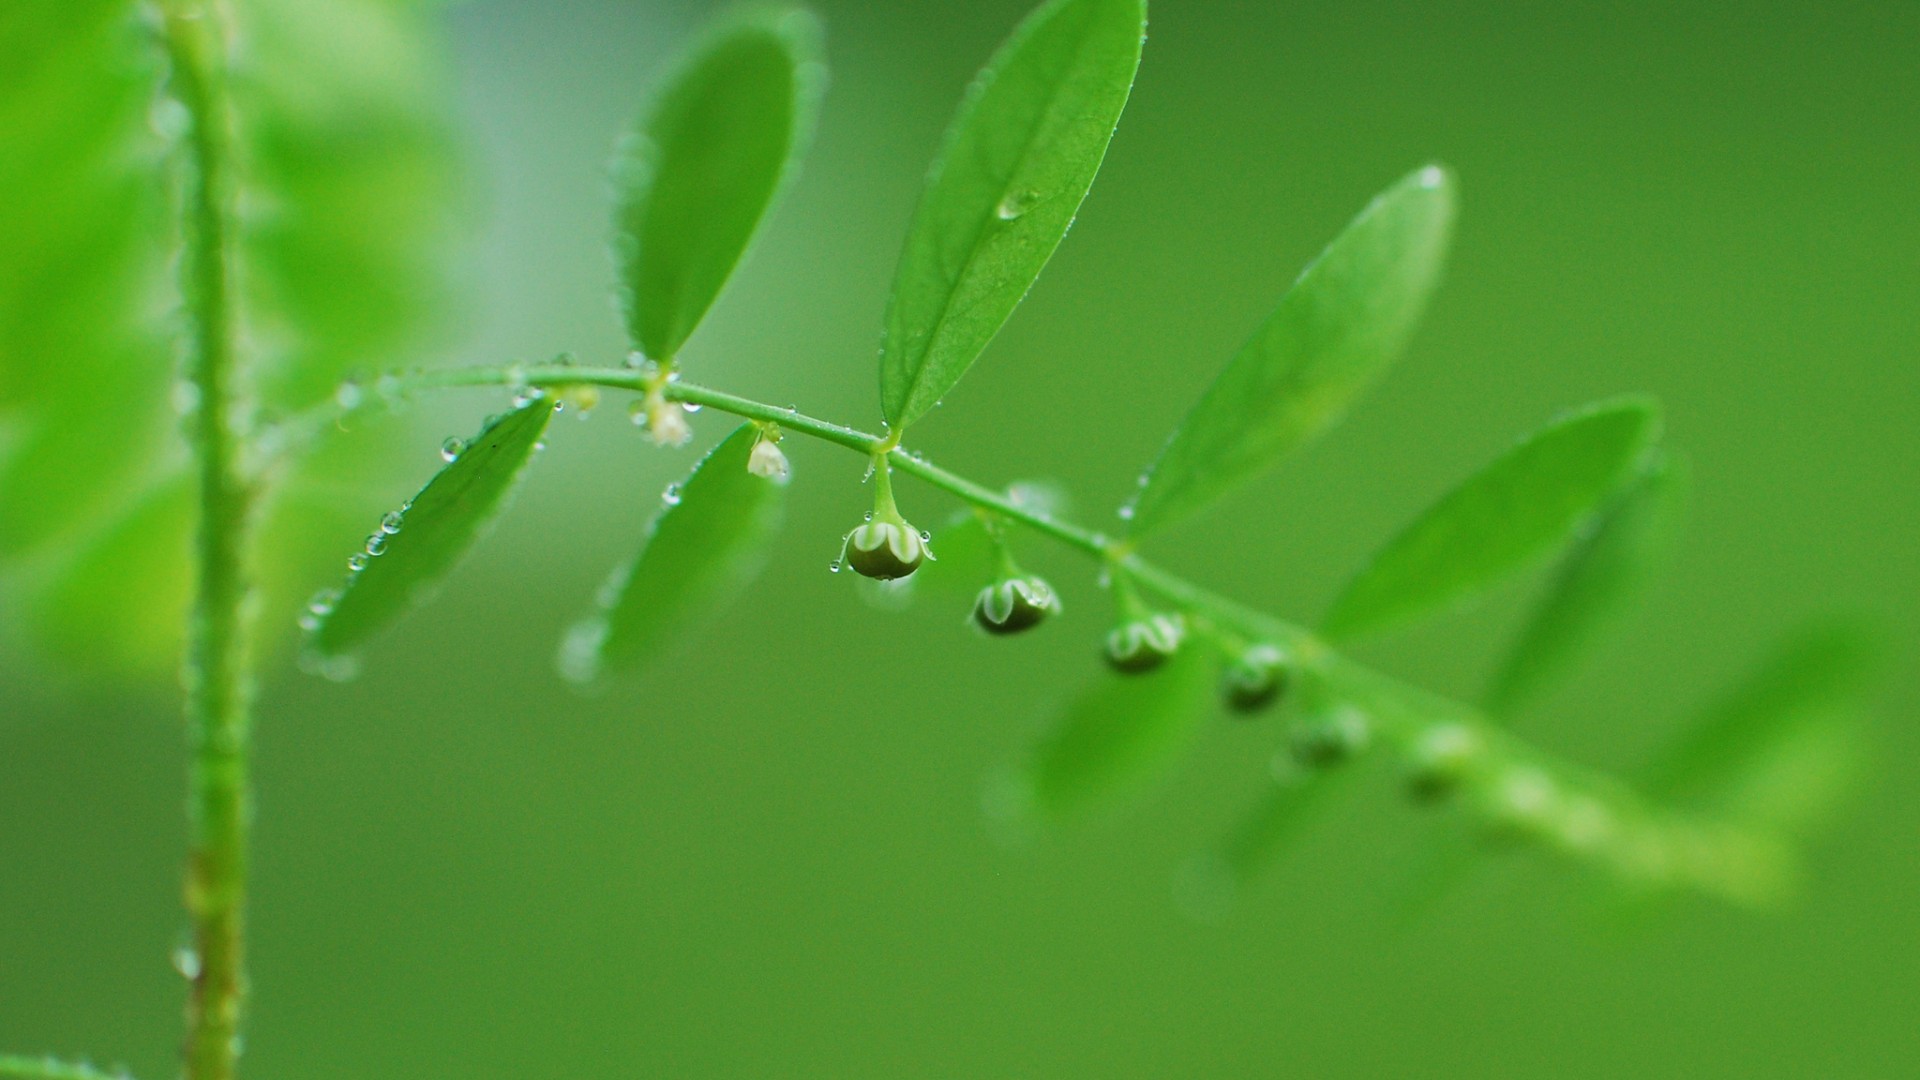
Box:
xmin=3 ymin=0 xmax=1917 ymax=1076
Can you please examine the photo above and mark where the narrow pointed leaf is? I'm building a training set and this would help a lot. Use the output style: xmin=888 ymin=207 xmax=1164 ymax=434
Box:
xmin=566 ymin=424 xmax=786 ymax=681
xmin=305 ymin=399 xmax=555 ymax=661
xmin=1485 ymin=451 xmax=1689 ymax=715
xmin=1125 ymin=166 xmax=1457 ymax=535
xmin=613 ymin=8 xmax=824 ymax=363
xmin=1641 ymin=624 xmax=1880 ymax=833
xmin=1322 ymin=398 xmax=1661 ymax=642
xmin=1017 ymin=649 xmax=1212 ymax=818
xmin=879 ymin=0 xmax=1146 ymax=429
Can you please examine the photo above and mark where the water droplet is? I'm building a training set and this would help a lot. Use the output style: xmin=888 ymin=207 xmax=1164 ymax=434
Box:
xmin=919 ymin=529 xmax=931 ymax=541
xmin=307 ymin=589 xmax=340 ymax=616
xmin=534 ymin=439 xmax=548 ymax=452
xmin=1117 ymin=504 xmax=1135 ymax=521
xmin=1418 ymin=164 xmax=1447 ymax=189
xmin=380 ymin=512 xmax=404 ymax=535
xmin=364 ymin=534 xmax=388 ymax=556
xmin=171 ymin=946 xmax=202 ymax=980
xmin=347 ymin=553 xmax=369 ymax=572
xmin=297 ymin=611 xmax=320 ymax=633
xmin=623 ymin=351 xmax=648 ymax=370
xmin=995 ymin=189 xmax=1041 ymax=220
xmin=863 ymin=511 xmax=873 ymax=522
xmin=682 ymin=402 xmax=702 ymax=413
xmin=828 ymin=560 xmax=843 ymax=573
xmin=661 ymin=483 xmax=681 ymax=507
xmin=440 ymin=437 xmax=465 ymax=462
xmin=628 ymin=400 xmax=648 ymax=426
xmin=333 ymin=379 xmax=364 ymax=410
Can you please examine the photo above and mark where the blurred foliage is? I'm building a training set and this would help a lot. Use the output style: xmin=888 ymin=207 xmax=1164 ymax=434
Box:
xmin=0 ymin=0 xmax=462 ymax=681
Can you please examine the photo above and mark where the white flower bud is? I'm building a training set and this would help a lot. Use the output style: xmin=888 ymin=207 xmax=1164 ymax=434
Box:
xmin=747 ymin=437 xmax=791 ymax=484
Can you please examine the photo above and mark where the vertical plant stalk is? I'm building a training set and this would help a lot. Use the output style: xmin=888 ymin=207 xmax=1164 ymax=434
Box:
xmin=158 ymin=3 xmax=255 ymax=1078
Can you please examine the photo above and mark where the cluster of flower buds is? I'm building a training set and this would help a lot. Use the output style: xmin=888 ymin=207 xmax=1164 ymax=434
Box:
xmin=1103 ymin=611 xmax=1186 ymax=673
xmin=972 ymin=574 xmax=1061 ymax=635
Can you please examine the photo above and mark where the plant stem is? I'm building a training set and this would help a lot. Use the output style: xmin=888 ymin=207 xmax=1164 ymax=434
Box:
xmin=293 ymin=361 xmax=1789 ymax=903
xmin=159 ymin=5 xmax=253 ymax=1078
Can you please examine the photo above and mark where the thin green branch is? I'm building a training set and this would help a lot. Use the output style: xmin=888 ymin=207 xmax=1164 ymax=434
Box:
xmin=0 ymin=1055 xmax=135 ymax=1080
xmin=296 ymin=361 xmax=1789 ymax=902
xmin=157 ymin=3 xmax=254 ymax=1078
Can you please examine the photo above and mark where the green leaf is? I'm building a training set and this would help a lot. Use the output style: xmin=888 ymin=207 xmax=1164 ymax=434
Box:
xmin=564 ymin=424 xmax=786 ymax=681
xmin=1322 ymin=398 xmax=1662 ymax=642
xmin=1125 ymin=166 xmax=1457 ymax=535
xmin=1641 ymin=624 xmax=1880 ymax=833
xmin=1485 ymin=451 xmax=1689 ymax=715
xmin=613 ymin=7 xmax=824 ymax=364
xmin=878 ymin=0 xmax=1146 ymax=430
xmin=304 ymin=399 xmax=556 ymax=664
xmin=1015 ymin=648 xmax=1212 ymax=819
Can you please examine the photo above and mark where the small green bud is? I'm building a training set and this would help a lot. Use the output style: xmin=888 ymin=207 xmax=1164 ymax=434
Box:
xmin=1402 ymin=723 xmax=1482 ymax=803
xmin=972 ymin=575 xmax=1061 ymax=636
xmin=845 ymin=519 xmax=930 ymax=580
xmin=1288 ymin=704 xmax=1371 ymax=768
xmin=1221 ymin=643 xmax=1290 ymax=714
xmin=1103 ymin=612 xmax=1185 ymax=673
xmin=1479 ymin=766 xmax=1561 ymax=844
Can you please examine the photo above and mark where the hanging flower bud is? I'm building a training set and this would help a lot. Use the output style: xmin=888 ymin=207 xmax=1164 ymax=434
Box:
xmin=1221 ymin=643 xmax=1290 ymax=714
xmin=845 ymin=519 xmax=931 ymax=580
xmin=972 ymin=575 xmax=1061 ymax=636
xmin=1403 ymin=723 xmax=1482 ymax=803
xmin=1103 ymin=612 xmax=1185 ymax=673
xmin=635 ymin=387 xmax=692 ymax=447
xmin=747 ymin=435 xmax=791 ymax=484
xmin=1288 ymin=704 xmax=1372 ymax=768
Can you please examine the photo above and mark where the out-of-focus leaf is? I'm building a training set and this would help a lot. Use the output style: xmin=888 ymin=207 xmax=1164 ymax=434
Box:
xmin=1124 ymin=166 xmax=1456 ymax=536
xmin=562 ymin=424 xmax=786 ymax=682
xmin=911 ymin=510 xmax=998 ymax=599
xmin=1485 ymin=451 xmax=1689 ymax=715
xmin=1321 ymin=398 xmax=1661 ymax=642
xmin=25 ymin=479 xmax=193 ymax=676
xmin=612 ymin=7 xmax=824 ymax=364
xmin=0 ymin=0 xmax=465 ymax=678
xmin=304 ymin=400 xmax=555 ymax=663
xmin=1015 ymin=649 xmax=1212 ymax=819
xmin=878 ymin=0 xmax=1145 ymax=430
xmin=237 ymin=0 xmax=467 ymax=410
xmin=1641 ymin=624 xmax=1880 ymax=835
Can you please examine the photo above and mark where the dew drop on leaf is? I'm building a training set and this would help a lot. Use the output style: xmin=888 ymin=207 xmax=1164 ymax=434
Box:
xmin=440 ymin=437 xmax=465 ymax=462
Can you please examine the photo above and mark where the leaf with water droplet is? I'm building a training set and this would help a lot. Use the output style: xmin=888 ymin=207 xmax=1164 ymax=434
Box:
xmin=1321 ymin=398 xmax=1661 ymax=642
xmin=1485 ymin=450 xmax=1689 ymax=715
xmin=1124 ymin=166 xmax=1457 ymax=536
xmin=566 ymin=424 xmax=786 ymax=681
xmin=878 ymin=0 xmax=1146 ymax=430
xmin=612 ymin=7 xmax=825 ymax=364
xmin=304 ymin=400 xmax=556 ymax=664
xmin=1013 ymin=648 xmax=1214 ymax=819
